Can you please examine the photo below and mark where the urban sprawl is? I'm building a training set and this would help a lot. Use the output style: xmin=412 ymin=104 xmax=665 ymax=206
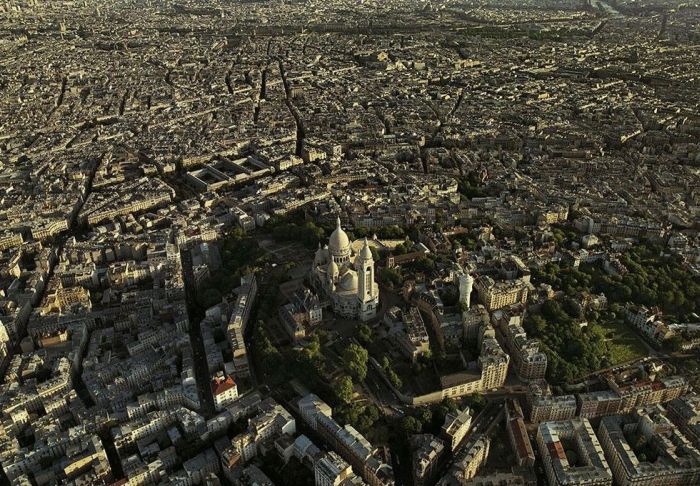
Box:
xmin=0 ymin=0 xmax=699 ymax=485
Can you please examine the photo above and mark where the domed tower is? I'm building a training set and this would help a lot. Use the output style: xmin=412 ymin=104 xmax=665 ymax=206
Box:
xmin=356 ymin=238 xmax=379 ymax=320
xmin=328 ymin=216 xmax=351 ymax=265
xmin=327 ymin=260 xmax=339 ymax=290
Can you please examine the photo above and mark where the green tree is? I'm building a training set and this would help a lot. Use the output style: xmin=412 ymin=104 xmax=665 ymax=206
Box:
xmin=418 ymin=407 xmax=433 ymax=427
xmin=525 ymin=315 xmax=547 ymax=336
xmin=465 ymin=393 xmax=486 ymax=413
xmin=379 ymin=267 xmax=403 ymax=286
xmin=388 ymin=369 xmax=402 ymax=389
xmin=354 ymin=226 xmax=370 ymax=237
xmin=357 ymin=323 xmax=373 ymax=345
xmin=355 ymin=404 xmax=380 ymax=434
xmin=253 ymin=323 xmax=285 ymax=384
xmin=412 ymin=256 xmax=435 ymax=274
xmin=335 ymin=375 xmax=354 ymax=404
xmin=304 ymin=334 xmax=321 ymax=361
xmin=343 ymin=343 xmax=369 ymax=382
xmin=393 ymin=243 xmax=408 ymax=255
xmin=400 ymin=416 xmax=422 ymax=436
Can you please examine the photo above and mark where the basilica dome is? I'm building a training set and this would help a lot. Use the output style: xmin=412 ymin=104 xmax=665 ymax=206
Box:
xmin=328 ymin=216 xmax=351 ymax=256
xmin=327 ymin=259 xmax=339 ymax=279
xmin=338 ymin=271 xmax=358 ymax=292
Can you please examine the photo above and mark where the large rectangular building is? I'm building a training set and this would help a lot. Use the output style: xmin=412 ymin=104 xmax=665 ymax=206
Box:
xmin=505 ymin=399 xmax=536 ymax=467
xmin=474 ymin=276 xmax=529 ymax=311
xmin=536 ymin=418 xmax=612 ymax=486
xmin=598 ymin=408 xmax=700 ymax=486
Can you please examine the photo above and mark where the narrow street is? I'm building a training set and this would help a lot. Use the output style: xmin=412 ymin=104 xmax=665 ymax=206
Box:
xmin=278 ymin=59 xmax=305 ymax=157
xmin=180 ymin=248 xmax=216 ymax=418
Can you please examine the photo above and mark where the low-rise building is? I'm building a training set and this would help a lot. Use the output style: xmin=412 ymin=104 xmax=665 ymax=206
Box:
xmin=494 ymin=310 xmax=547 ymax=381
xmin=475 ymin=276 xmax=529 ymax=312
xmin=385 ymin=306 xmax=430 ymax=362
xmin=604 ymin=370 xmax=689 ymax=414
xmin=211 ymin=374 xmax=239 ymax=411
xmin=441 ymin=406 xmax=473 ymax=451
xmin=278 ymin=287 xmax=322 ymax=342
xmin=437 ymin=434 xmax=491 ymax=485
xmin=411 ymin=434 xmax=445 ymax=486
xmin=232 ymin=398 xmax=296 ymax=463
xmin=315 ymin=451 xmax=365 ymax=486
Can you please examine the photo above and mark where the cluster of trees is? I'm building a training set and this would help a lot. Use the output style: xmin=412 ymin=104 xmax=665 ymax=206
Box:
xmin=380 ymin=356 xmax=402 ymax=390
xmin=252 ymin=323 xmax=329 ymax=396
xmin=252 ymin=321 xmax=380 ymax=440
xmin=354 ymin=225 xmax=407 ymax=240
xmin=195 ymin=229 xmax=267 ymax=310
xmin=378 ymin=266 xmax=403 ymax=287
xmin=392 ymin=242 xmax=411 ymax=255
xmin=524 ymin=300 xmax=608 ymax=384
xmin=533 ymin=243 xmax=699 ymax=321
xmin=405 ymin=255 xmax=436 ymax=275
xmin=252 ymin=326 xmax=383 ymax=437
xmin=457 ymin=171 xmax=487 ymax=199
xmin=396 ymin=396 xmax=484 ymax=438
xmin=250 ymin=295 xmax=387 ymax=439
xmin=269 ymin=220 xmax=326 ymax=249
xmin=451 ymin=233 xmax=478 ymax=251
xmin=335 ymin=401 xmax=382 ymax=438
xmin=550 ymin=226 xmax=579 ymax=247
xmin=343 ymin=343 xmax=369 ymax=382
xmin=410 ymin=349 xmax=434 ymax=375
xmin=530 ymin=242 xmax=700 ymax=365
xmin=252 ymin=323 xmax=286 ymax=386
xmin=257 ymin=271 xmax=292 ymax=324
xmin=357 ymin=323 xmax=373 ymax=346
xmin=335 ymin=375 xmax=354 ymax=404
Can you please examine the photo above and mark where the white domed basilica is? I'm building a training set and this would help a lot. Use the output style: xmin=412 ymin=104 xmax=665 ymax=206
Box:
xmin=311 ymin=217 xmax=379 ymax=321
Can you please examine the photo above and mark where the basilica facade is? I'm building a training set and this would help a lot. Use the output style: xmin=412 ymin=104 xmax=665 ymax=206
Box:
xmin=310 ymin=217 xmax=379 ymax=321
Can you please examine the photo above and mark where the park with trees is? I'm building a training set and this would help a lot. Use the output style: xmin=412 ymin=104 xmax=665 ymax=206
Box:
xmin=526 ymin=242 xmax=699 ymax=383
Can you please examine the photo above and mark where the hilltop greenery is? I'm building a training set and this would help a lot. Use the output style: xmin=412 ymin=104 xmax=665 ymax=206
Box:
xmin=533 ymin=243 xmax=699 ymax=320
xmin=527 ymin=243 xmax=699 ymax=383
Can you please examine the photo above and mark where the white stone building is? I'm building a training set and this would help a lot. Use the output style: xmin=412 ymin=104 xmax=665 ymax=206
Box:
xmin=311 ymin=217 xmax=379 ymax=321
